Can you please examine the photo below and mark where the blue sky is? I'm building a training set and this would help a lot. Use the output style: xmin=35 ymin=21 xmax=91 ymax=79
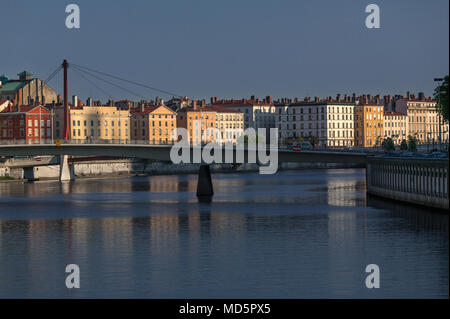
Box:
xmin=1 ymin=0 xmax=448 ymax=102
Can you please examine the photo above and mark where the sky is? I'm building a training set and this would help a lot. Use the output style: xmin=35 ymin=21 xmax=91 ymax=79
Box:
xmin=0 ymin=0 xmax=448 ymax=102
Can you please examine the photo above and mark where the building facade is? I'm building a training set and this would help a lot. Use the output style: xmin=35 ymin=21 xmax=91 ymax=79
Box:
xmin=0 ymin=71 xmax=58 ymax=106
xmin=131 ymin=105 xmax=177 ymax=144
xmin=208 ymin=106 xmax=244 ymax=144
xmin=395 ymin=97 xmax=449 ymax=144
xmin=0 ymin=105 xmax=52 ymax=143
xmin=211 ymin=97 xmax=276 ymax=134
xmin=383 ymin=111 xmax=407 ymax=144
xmin=176 ymin=105 xmax=217 ymax=145
xmin=53 ymin=105 xmax=130 ymax=142
xmin=354 ymin=102 xmax=384 ymax=147
xmin=275 ymin=101 xmax=355 ymax=148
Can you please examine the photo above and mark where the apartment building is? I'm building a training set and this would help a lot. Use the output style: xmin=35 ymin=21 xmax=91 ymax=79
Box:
xmin=275 ymin=99 xmax=356 ymax=147
xmin=354 ymin=102 xmax=384 ymax=147
xmin=383 ymin=111 xmax=407 ymax=144
xmin=0 ymin=105 xmax=52 ymax=143
xmin=53 ymin=105 xmax=130 ymax=142
xmin=176 ymin=103 xmax=217 ymax=145
xmin=395 ymin=94 xmax=449 ymax=144
xmin=211 ymin=96 xmax=276 ymax=134
xmin=208 ymin=105 xmax=244 ymax=144
xmin=130 ymin=105 xmax=177 ymax=144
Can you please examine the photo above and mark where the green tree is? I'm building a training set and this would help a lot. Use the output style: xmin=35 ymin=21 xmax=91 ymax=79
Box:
xmin=407 ymin=136 xmax=417 ymax=152
xmin=382 ymin=137 xmax=395 ymax=152
xmin=433 ymin=75 xmax=449 ymax=122
xmin=400 ymin=139 xmax=408 ymax=150
xmin=307 ymin=136 xmax=318 ymax=148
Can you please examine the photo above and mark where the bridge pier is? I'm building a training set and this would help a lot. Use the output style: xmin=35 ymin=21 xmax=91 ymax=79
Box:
xmin=59 ymin=155 xmax=74 ymax=182
xmin=197 ymin=164 xmax=213 ymax=202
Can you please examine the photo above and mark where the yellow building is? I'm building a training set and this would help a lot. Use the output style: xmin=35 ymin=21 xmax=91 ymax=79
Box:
xmin=354 ymin=102 xmax=384 ymax=147
xmin=53 ymin=105 xmax=130 ymax=142
xmin=176 ymin=103 xmax=217 ymax=145
xmin=130 ymin=105 xmax=177 ymax=144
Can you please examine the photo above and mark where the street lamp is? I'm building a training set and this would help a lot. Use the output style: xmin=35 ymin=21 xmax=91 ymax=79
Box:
xmin=434 ymin=77 xmax=444 ymax=151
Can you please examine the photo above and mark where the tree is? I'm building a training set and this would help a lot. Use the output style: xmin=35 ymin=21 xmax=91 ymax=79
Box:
xmin=400 ymin=139 xmax=408 ymax=150
xmin=407 ymin=136 xmax=417 ymax=152
xmin=308 ymin=136 xmax=319 ymax=148
xmin=433 ymin=75 xmax=449 ymax=122
xmin=382 ymin=137 xmax=395 ymax=152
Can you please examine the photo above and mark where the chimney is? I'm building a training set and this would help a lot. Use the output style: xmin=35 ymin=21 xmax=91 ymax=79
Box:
xmin=193 ymin=100 xmax=198 ymax=110
xmin=250 ymin=95 xmax=255 ymax=101
xmin=406 ymin=91 xmax=410 ymax=99
xmin=72 ymin=95 xmax=78 ymax=107
xmin=314 ymin=96 xmax=319 ymax=102
xmin=57 ymin=94 xmax=62 ymax=104
xmin=418 ymin=92 xmax=425 ymax=100
xmin=336 ymin=93 xmax=341 ymax=102
xmin=266 ymin=96 xmax=272 ymax=104
xmin=210 ymin=97 xmax=215 ymax=104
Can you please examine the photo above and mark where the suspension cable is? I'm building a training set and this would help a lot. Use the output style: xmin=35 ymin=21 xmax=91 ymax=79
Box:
xmin=71 ymin=65 xmax=150 ymax=101
xmin=71 ymin=62 xmax=183 ymax=98
xmin=71 ymin=66 xmax=115 ymax=100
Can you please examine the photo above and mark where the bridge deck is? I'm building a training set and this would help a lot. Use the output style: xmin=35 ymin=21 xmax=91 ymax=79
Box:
xmin=0 ymin=144 xmax=368 ymax=164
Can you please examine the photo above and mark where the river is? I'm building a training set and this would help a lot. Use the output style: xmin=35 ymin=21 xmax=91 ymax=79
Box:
xmin=0 ymin=168 xmax=448 ymax=298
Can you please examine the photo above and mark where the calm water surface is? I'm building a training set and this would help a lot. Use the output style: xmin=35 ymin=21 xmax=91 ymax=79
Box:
xmin=0 ymin=169 xmax=448 ymax=298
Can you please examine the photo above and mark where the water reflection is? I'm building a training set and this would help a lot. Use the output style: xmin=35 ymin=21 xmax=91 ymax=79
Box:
xmin=0 ymin=169 xmax=447 ymax=298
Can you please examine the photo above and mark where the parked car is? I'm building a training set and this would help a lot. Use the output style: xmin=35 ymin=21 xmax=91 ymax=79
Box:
xmin=292 ymin=141 xmax=311 ymax=151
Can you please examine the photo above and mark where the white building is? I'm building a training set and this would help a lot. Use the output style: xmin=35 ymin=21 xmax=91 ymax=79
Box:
xmin=211 ymin=98 xmax=276 ymax=136
xmin=383 ymin=111 xmax=408 ymax=144
xmin=275 ymin=101 xmax=356 ymax=147
xmin=395 ymin=96 xmax=449 ymax=144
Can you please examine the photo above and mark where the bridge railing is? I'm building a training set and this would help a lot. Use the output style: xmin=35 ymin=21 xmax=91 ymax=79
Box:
xmin=366 ymin=157 xmax=449 ymax=210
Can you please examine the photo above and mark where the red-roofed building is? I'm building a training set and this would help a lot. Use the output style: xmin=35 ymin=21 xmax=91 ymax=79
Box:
xmin=130 ymin=105 xmax=177 ymax=144
xmin=0 ymin=105 xmax=52 ymax=143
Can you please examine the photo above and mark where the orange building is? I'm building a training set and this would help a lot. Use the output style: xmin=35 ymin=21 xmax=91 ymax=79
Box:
xmin=131 ymin=105 xmax=177 ymax=144
xmin=354 ymin=102 xmax=384 ymax=147
xmin=176 ymin=104 xmax=217 ymax=145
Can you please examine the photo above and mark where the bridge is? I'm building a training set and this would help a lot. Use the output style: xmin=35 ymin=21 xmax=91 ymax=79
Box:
xmin=1 ymin=144 xmax=447 ymax=208
xmin=1 ymin=143 xmax=367 ymax=200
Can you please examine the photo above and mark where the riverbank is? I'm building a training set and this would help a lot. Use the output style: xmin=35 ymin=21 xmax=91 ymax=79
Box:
xmin=0 ymin=159 xmax=364 ymax=183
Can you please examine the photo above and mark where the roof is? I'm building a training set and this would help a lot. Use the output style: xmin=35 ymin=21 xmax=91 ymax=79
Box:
xmin=131 ymin=105 xmax=176 ymax=115
xmin=18 ymin=70 xmax=33 ymax=77
xmin=358 ymin=102 xmax=383 ymax=107
xmin=0 ymin=80 xmax=29 ymax=93
xmin=0 ymin=105 xmax=50 ymax=114
xmin=384 ymin=111 xmax=406 ymax=116
xmin=178 ymin=106 xmax=217 ymax=113
xmin=205 ymin=105 xmax=243 ymax=113
xmin=212 ymin=99 xmax=272 ymax=107
xmin=275 ymin=101 xmax=357 ymax=107
xmin=0 ymin=74 xmax=9 ymax=83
